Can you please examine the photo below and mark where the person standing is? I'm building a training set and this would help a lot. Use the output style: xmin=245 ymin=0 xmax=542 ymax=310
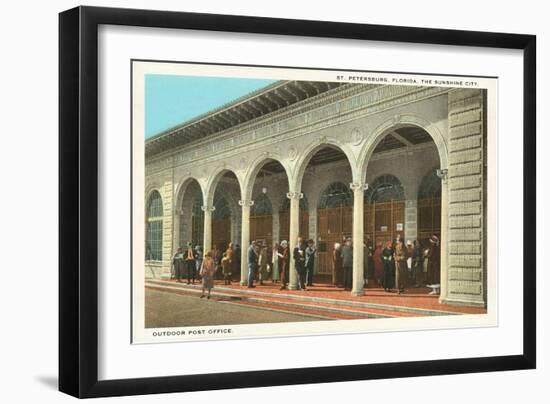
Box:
xmin=271 ymin=242 xmax=280 ymax=283
xmin=213 ymin=247 xmax=222 ymax=280
xmin=305 ymin=239 xmax=316 ymax=287
xmin=247 ymin=241 xmax=258 ymax=288
xmin=341 ymin=238 xmax=353 ymax=290
xmin=199 ymin=251 xmax=216 ymax=299
xmin=427 ymin=235 xmax=441 ymax=285
xmin=394 ymin=240 xmax=408 ymax=294
xmin=195 ymin=245 xmax=203 ymax=283
xmin=172 ymin=247 xmax=184 ymax=283
xmin=373 ymin=242 xmax=384 ymax=287
xmin=406 ymin=240 xmax=414 ymax=282
xmin=382 ymin=241 xmax=394 ymax=292
xmin=332 ymin=242 xmax=343 ymax=286
xmin=363 ymin=241 xmax=369 ymax=287
xmin=222 ymin=242 xmax=234 ymax=285
xmin=413 ymin=240 xmax=423 ymax=287
xmin=365 ymin=236 xmax=374 ymax=287
xmin=279 ymin=240 xmax=290 ymax=290
xmin=185 ymin=242 xmax=197 ymax=285
xmin=233 ymin=244 xmax=241 ymax=283
xmin=293 ymin=237 xmax=307 ymax=290
xmin=258 ymin=242 xmax=268 ymax=285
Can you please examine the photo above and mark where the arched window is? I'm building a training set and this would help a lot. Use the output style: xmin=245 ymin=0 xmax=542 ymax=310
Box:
xmin=318 ymin=182 xmax=353 ymax=209
xmin=251 ymin=193 xmax=273 ymax=216
xmin=145 ymin=190 xmax=163 ymax=261
xmin=213 ymin=193 xmax=231 ymax=220
xmin=365 ymin=174 xmax=405 ymax=203
xmin=191 ymin=197 xmax=204 ymax=247
xmin=418 ymin=169 xmax=442 ymax=198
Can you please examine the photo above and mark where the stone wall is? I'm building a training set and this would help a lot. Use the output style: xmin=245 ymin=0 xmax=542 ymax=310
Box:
xmin=444 ymin=88 xmax=486 ymax=307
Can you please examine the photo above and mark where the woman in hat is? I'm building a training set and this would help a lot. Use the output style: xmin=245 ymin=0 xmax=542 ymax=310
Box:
xmin=279 ymin=240 xmax=290 ymax=290
xmin=394 ymin=240 xmax=408 ymax=294
xmin=381 ymin=240 xmax=394 ymax=292
xmin=427 ymin=235 xmax=441 ymax=285
xmin=221 ymin=242 xmax=233 ymax=285
xmin=373 ymin=241 xmax=384 ymax=287
xmin=200 ymin=251 xmax=216 ymax=299
xmin=258 ymin=242 xmax=269 ymax=285
xmin=271 ymin=242 xmax=280 ymax=283
xmin=332 ymin=242 xmax=343 ymax=286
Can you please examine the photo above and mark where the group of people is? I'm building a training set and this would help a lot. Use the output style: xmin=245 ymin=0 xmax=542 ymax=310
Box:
xmin=172 ymin=242 xmax=217 ymax=298
xmin=246 ymin=237 xmax=317 ymax=291
xmin=372 ymin=234 xmax=440 ymax=294
xmin=331 ymin=234 xmax=441 ymax=294
xmin=172 ymin=232 xmax=440 ymax=298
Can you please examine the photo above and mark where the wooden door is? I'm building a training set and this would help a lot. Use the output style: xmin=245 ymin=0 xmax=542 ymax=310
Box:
xmin=212 ymin=217 xmax=231 ymax=252
xmin=278 ymin=211 xmax=309 ymax=245
xmin=417 ymin=195 xmax=441 ymax=244
xmin=250 ymin=214 xmax=273 ymax=248
xmin=364 ymin=201 xmax=405 ymax=245
xmin=317 ymin=206 xmax=353 ymax=275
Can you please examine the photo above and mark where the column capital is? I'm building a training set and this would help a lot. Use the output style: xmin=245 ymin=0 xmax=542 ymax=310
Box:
xmin=201 ymin=205 xmax=216 ymax=212
xmin=350 ymin=182 xmax=369 ymax=191
xmin=238 ymin=199 xmax=254 ymax=207
xmin=436 ymin=168 xmax=449 ymax=182
xmin=286 ymin=191 xmax=303 ymax=200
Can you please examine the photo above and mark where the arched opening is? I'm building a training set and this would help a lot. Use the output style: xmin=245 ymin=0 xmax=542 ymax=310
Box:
xmin=363 ymin=125 xmax=442 ymax=288
xmin=145 ymin=190 xmax=163 ymax=262
xmin=211 ymin=190 xmax=233 ymax=252
xmin=176 ymin=179 xmax=203 ymax=250
xmin=316 ymin=182 xmax=354 ymax=278
xmin=208 ymin=171 xmax=241 ymax=259
xmin=299 ymin=145 xmax=354 ymax=283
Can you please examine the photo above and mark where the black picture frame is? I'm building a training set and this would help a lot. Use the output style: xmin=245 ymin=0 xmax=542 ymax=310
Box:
xmin=59 ymin=5 xmax=536 ymax=398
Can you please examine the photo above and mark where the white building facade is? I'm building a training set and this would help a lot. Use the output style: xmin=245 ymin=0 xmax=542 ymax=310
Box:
xmin=144 ymin=81 xmax=487 ymax=308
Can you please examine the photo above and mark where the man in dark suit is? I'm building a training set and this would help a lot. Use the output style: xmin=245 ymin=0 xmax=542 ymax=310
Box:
xmin=247 ymin=240 xmax=259 ymax=288
xmin=184 ymin=242 xmax=197 ymax=284
xmin=293 ymin=237 xmax=307 ymax=290
xmin=305 ymin=239 xmax=316 ymax=287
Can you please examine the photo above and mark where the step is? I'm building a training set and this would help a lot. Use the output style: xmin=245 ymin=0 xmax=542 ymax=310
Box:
xmin=146 ymin=279 xmax=460 ymax=317
xmin=146 ymin=282 xmax=430 ymax=320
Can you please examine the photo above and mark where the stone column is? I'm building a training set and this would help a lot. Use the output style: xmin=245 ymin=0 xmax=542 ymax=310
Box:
xmin=404 ymin=199 xmax=418 ymax=244
xmin=351 ymin=182 xmax=367 ymax=296
xmin=272 ymin=211 xmax=280 ymax=246
xmin=438 ymin=169 xmax=449 ymax=303
xmin=160 ymin=178 xmax=174 ymax=279
xmin=239 ymin=199 xmax=254 ymax=285
xmin=201 ymin=205 xmax=215 ymax=253
xmin=308 ymin=208 xmax=318 ymax=274
xmin=287 ymin=191 xmax=302 ymax=290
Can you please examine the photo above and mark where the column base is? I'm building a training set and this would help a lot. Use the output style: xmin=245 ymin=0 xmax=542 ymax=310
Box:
xmin=288 ymin=284 xmax=299 ymax=290
xmin=240 ymin=280 xmax=248 ymax=286
xmin=351 ymin=289 xmax=365 ymax=297
xmin=440 ymin=296 xmax=486 ymax=308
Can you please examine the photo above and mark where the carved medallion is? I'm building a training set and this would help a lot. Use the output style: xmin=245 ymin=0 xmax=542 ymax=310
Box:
xmin=288 ymin=145 xmax=297 ymax=161
xmin=351 ymin=127 xmax=363 ymax=145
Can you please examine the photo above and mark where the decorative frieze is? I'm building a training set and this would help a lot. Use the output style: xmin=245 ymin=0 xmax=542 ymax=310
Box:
xmin=147 ymin=84 xmax=448 ymax=172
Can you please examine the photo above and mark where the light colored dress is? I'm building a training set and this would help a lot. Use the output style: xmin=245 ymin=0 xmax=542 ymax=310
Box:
xmin=271 ymin=247 xmax=280 ymax=281
xmin=200 ymin=257 xmax=216 ymax=289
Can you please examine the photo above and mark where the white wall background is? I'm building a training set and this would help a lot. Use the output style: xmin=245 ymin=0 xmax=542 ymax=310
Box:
xmin=0 ymin=0 xmax=546 ymax=402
